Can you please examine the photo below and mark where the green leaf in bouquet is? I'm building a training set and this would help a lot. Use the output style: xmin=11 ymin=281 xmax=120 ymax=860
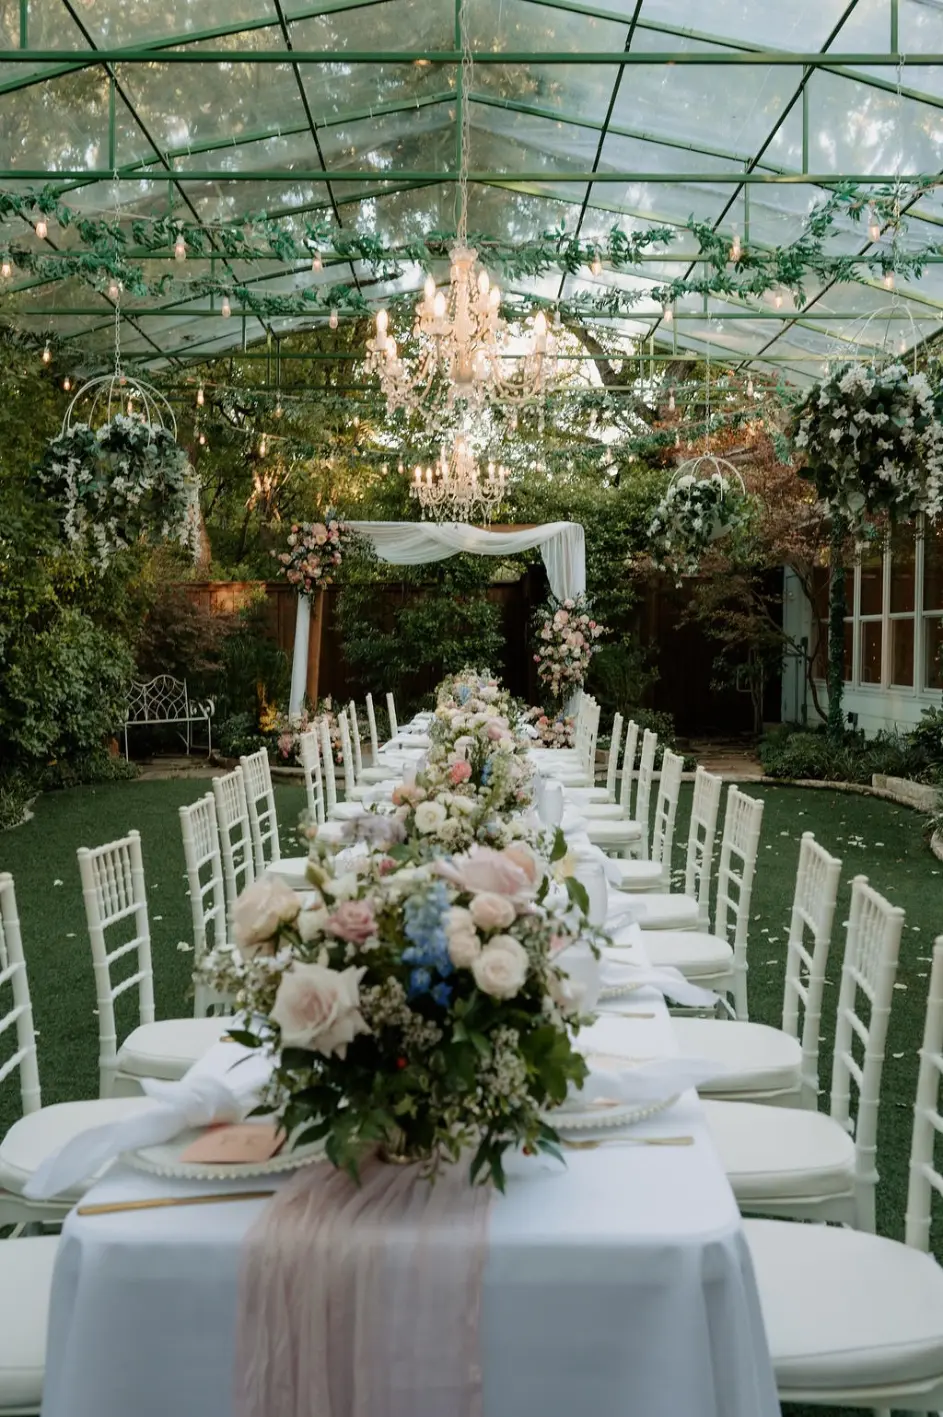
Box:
xmin=564 ymin=875 xmax=590 ymax=917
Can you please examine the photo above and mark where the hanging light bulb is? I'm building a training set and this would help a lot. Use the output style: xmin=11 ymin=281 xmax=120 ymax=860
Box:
xmin=868 ymin=204 xmax=881 ymax=242
xmin=591 ymin=251 xmax=603 ymax=277
xmin=397 ymin=461 xmax=404 ymax=475
xmin=275 ymin=401 xmax=283 ymax=419
xmin=329 ymin=309 xmax=338 ymax=329
xmin=730 ymin=230 xmax=742 ymax=262
xmin=174 ymin=232 xmax=187 ymax=261
xmin=747 ymin=377 xmax=754 ymax=398
xmin=220 ymin=294 xmax=232 ymax=318
xmin=196 ymin=385 xmax=204 ymax=407
xmin=62 ymin=376 xmax=71 ymax=392
xmin=258 ymin=434 xmax=267 ymax=457
xmin=668 ymin=390 xmax=675 ymax=412
xmin=198 ymin=431 xmax=207 ymax=446
xmin=127 ymin=398 xmax=135 ymax=416
xmin=773 ymin=289 xmax=784 ymax=309
xmin=41 ymin=342 xmax=51 ymax=364
xmin=663 ymin=303 xmax=673 ymax=324
xmin=34 ymin=217 xmax=47 ymax=241
xmin=899 ymin=336 xmax=908 ymax=354
xmin=353 ymin=414 xmax=360 ymax=427
xmin=311 ymin=251 xmax=322 ymax=272
xmin=883 ymin=270 xmax=895 ymax=290
xmin=674 ymin=430 xmax=681 ymax=447
xmin=0 ymin=257 xmax=11 ymax=279
xmin=107 ymin=278 xmax=120 ymax=301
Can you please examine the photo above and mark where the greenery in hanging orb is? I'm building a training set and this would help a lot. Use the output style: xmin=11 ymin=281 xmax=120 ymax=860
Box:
xmin=792 ymin=361 xmax=943 ymax=530
xmin=35 ymin=414 xmax=195 ymax=569
xmin=647 ymin=468 xmax=753 ymax=577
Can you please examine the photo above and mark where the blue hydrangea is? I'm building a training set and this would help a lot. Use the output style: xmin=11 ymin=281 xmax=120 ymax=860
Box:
xmin=401 ymin=882 xmax=453 ymax=987
xmin=480 ymin=758 xmax=493 ymax=786
xmin=408 ymin=967 xmax=432 ymax=999
xmin=431 ymin=981 xmax=452 ymax=1008
xmin=457 ymin=685 xmax=471 ymax=704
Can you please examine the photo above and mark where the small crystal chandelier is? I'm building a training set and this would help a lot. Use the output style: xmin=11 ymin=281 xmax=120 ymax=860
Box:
xmin=408 ymin=437 xmax=509 ymax=524
xmin=365 ymin=4 xmax=557 ymax=428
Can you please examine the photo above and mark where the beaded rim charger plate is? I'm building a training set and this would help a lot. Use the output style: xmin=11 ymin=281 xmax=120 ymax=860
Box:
xmin=125 ymin=1128 xmax=325 ymax=1182
xmin=542 ymin=1053 xmax=679 ymax=1133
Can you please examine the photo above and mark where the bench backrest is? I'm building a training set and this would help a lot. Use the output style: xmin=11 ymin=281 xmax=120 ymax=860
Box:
xmin=125 ymin=676 xmax=191 ymax=725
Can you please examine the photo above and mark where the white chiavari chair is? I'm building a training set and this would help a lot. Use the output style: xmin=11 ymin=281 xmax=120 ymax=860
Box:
xmin=566 ymin=714 xmax=627 ymax=810
xmin=0 ymin=873 xmax=151 ymax=1227
xmin=534 ymin=699 xmax=600 ymax=786
xmin=703 ymin=840 xmax=898 ymax=1227
xmin=348 ymin=701 xmax=401 ymax=784
xmin=299 ymin=726 xmax=325 ymax=825
xmin=628 ymin=766 xmax=723 ymax=929
xmin=582 ymin=726 xmax=654 ymax=857
xmin=319 ymin=718 xmax=364 ymax=821
xmin=672 ymin=831 xmax=857 ymax=1112
xmin=179 ymin=794 xmax=232 ymax=1017
xmin=239 ymin=748 xmax=281 ymax=872
xmin=642 ymin=785 xmax=764 ymax=1015
xmin=0 ymin=1232 xmax=58 ymax=1413
xmin=606 ymin=749 xmax=684 ymax=890
xmin=78 ymin=832 xmax=227 ymax=1099
xmin=212 ymin=766 xmax=255 ymax=927
xmin=743 ymin=937 xmax=943 ymax=1410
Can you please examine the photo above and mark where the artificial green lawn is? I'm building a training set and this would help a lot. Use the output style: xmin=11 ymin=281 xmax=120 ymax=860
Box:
xmin=1 ymin=776 xmax=941 ymax=1417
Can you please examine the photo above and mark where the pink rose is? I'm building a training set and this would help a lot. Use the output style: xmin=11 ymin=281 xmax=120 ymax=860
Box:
xmin=326 ymin=898 xmax=377 ymax=945
xmin=449 ymin=760 xmax=472 ymax=784
xmin=433 ymin=845 xmax=537 ymax=903
xmin=232 ymin=877 xmax=300 ymax=960
xmin=486 ymin=720 xmax=508 ymax=741
xmin=271 ymin=961 xmax=370 ymax=1057
xmin=391 ymin=783 xmax=427 ymax=806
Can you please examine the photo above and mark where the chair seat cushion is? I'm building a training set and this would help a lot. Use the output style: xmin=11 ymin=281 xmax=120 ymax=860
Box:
xmin=745 ymin=1217 xmax=943 ymax=1393
xmin=640 ymin=929 xmax=732 ymax=976
xmin=563 ymin=788 xmax=613 ymax=804
xmin=702 ymin=1100 xmax=855 ymax=1201
xmin=610 ymin=860 xmax=664 ymax=890
xmin=672 ymin=1017 xmax=801 ymax=1098
xmin=0 ymin=1236 xmax=58 ymax=1410
xmin=0 ymin=1097 xmax=157 ymax=1201
xmin=117 ymin=1017 xmax=233 ymax=1082
xmin=329 ymin=800 xmax=368 ymax=819
xmin=630 ymin=893 xmax=701 ymax=931
xmin=577 ymin=802 xmax=626 ymax=820
xmin=584 ymin=818 xmax=643 ymax=844
xmin=358 ymin=765 xmax=401 ymax=783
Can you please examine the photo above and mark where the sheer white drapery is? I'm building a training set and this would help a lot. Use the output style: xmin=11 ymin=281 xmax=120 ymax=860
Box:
xmin=289 ymin=521 xmax=586 ymax=713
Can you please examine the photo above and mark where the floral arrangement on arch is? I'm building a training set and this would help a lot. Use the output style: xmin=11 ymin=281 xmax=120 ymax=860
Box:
xmin=203 ymin=834 xmax=597 ymax=1187
xmin=533 ymin=596 xmax=606 ymax=703
xmin=35 ymin=415 xmax=195 ymax=568
xmin=792 ymin=361 xmax=943 ymax=530
xmin=275 ymin=517 xmax=353 ymax=595
xmin=647 ymin=468 xmax=752 ymax=576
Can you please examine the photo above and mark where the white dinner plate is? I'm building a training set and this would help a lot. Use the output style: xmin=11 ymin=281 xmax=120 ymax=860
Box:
xmin=124 ymin=1127 xmax=326 ymax=1182
xmin=544 ymin=1053 xmax=679 ymax=1132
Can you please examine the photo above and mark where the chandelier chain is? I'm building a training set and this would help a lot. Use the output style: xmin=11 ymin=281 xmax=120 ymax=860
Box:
xmin=458 ymin=0 xmax=472 ymax=248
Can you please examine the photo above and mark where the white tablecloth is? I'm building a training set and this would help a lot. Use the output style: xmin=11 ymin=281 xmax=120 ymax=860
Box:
xmin=40 ymin=929 xmax=778 ymax=1417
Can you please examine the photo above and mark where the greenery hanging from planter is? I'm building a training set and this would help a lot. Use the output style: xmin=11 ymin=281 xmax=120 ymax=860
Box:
xmin=647 ymin=463 xmax=753 ymax=577
xmin=793 ymin=361 xmax=943 ymax=530
xmin=35 ymin=415 xmax=195 ymax=569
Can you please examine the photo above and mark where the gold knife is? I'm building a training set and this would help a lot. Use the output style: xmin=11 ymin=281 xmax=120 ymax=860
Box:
xmin=78 ymin=1189 xmax=276 ymax=1216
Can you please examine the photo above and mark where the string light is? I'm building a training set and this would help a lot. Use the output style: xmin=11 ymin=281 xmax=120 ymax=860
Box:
xmin=41 ymin=342 xmax=51 ymax=364
xmin=773 ymin=290 xmax=783 ymax=309
xmin=274 ymin=401 xmax=283 ymax=419
xmin=329 ymin=309 xmax=339 ymax=329
xmin=747 ymin=377 xmax=754 ymax=398
xmin=220 ymin=294 xmax=232 ymax=318
xmin=0 ymin=258 xmax=10 ymax=279
xmin=107 ymin=278 xmax=120 ymax=301
xmin=667 ymin=390 xmax=675 ymax=412
xmin=868 ymin=203 xmax=882 ymax=241
xmin=62 ymin=376 xmax=71 ymax=391
xmin=196 ymin=385 xmax=204 ymax=407
xmin=311 ymin=251 xmax=322 ymax=272
xmin=663 ymin=303 xmax=673 ymax=324
xmin=198 ymin=431 xmax=207 ymax=446
xmin=174 ymin=232 xmax=187 ymax=261
xmin=590 ymin=251 xmax=602 ymax=276
xmin=730 ymin=231 xmax=742 ymax=262
xmin=127 ymin=398 xmax=135 ymax=415
xmin=258 ymin=434 xmax=267 ymax=456
xmin=34 ymin=217 xmax=47 ymax=240
xmin=883 ymin=270 xmax=895 ymax=290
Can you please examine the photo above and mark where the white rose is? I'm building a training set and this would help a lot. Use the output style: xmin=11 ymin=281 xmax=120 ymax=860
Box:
xmin=414 ymin=800 xmax=448 ymax=834
xmin=323 ymin=872 xmax=360 ymax=901
xmin=271 ymin=961 xmax=370 ymax=1058
xmin=232 ymin=878 xmax=300 ymax=960
xmin=445 ymin=907 xmax=481 ymax=968
xmin=450 ymin=795 xmax=477 ymax=816
xmin=297 ymin=905 xmax=329 ymax=942
xmin=469 ymin=891 xmax=516 ymax=932
xmin=472 ymin=935 xmax=529 ymax=999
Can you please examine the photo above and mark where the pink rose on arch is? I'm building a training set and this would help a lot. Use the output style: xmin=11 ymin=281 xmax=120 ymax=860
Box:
xmin=326 ymin=898 xmax=377 ymax=945
xmin=449 ymin=760 xmax=472 ymax=784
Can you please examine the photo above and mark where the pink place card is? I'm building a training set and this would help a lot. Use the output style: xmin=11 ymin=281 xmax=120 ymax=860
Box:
xmin=180 ymin=1123 xmax=286 ymax=1165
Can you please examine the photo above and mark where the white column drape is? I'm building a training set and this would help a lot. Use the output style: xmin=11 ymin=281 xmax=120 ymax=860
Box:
xmin=289 ymin=521 xmax=586 ymax=714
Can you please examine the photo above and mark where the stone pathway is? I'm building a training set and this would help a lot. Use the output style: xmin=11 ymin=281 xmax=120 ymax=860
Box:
xmin=680 ymin=739 xmax=763 ymax=779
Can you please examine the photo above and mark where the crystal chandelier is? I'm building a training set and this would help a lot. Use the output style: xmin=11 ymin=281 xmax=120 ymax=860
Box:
xmin=408 ymin=436 xmax=509 ymax=524
xmin=365 ymin=4 xmax=557 ymax=428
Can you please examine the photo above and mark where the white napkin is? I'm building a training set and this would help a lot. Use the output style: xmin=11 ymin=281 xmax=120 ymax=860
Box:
xmin=24 ymin=1042 xmax=272 ymax=1200
xmin=565 ymin=1053 xmax=732 ymax=1110
xmin=599 ymin=952 xmax=720 ymax=1010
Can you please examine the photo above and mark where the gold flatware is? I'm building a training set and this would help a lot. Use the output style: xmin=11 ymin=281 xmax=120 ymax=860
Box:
xmin=562 ymin=1135 xmax=694 ymax=1150
xmin=78 ymin=1189 xmax=275 ymax=1216
xmin=606 ymin=1011 xmax=655 ymax=1019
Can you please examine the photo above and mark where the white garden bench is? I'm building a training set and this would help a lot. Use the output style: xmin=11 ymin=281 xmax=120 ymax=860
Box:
xmin=122 ymin=675 xmax=215 ymax=759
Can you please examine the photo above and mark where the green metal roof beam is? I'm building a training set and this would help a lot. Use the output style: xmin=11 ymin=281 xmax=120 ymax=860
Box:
xmin=12 ymin=306 xmax=933 ymax=319
xmin=3 ymin=48 xmax=942 ymax=64
xmin=2 ymin=169 xmax=933 ymax=182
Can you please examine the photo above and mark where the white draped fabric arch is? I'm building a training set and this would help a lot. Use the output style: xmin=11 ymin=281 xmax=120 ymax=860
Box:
xmin=289 ymin=521 xmax=586 ymax=714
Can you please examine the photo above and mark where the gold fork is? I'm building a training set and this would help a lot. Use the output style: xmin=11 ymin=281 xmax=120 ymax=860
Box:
xmin=562 ymin=1135 xmax=694 ymax=1150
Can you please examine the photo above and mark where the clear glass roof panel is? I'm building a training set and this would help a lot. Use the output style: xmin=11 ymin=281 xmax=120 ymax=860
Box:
xmin=899 ymin=0 xmax=943 ymax=52
xmin=0 ymin=69 xmax=151 ymax=173
xmin=320 ymin=102 xmax=456 ymax=176
xmin=301 ymin=61 xmax=456 ymax=124
xmin=77 ymin=0 xmax=279 ymax=48
xmin=468 ymin=0 xmax=628 ymax=52
xmin=289 ymin=0 xmax=454 ymax=53
xmin=184 ymin=178 xmax=331 ymax=221
xmin=806 ymin=68 xmax=943 ymax=175
xmin=472 ymin=63 xmax=619 ymax=125
xmin=468 ymin=102 xmax=604 ymax=171
xmin=631 ymin=0 xmax=864 ymax=50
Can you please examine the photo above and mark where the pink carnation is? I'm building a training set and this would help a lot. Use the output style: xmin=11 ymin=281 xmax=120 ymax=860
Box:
xmin=449 ymin=760 xmax=472 ymax=784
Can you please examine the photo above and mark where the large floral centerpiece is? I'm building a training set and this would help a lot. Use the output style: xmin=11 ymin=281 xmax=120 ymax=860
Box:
xmin=275 ymin=517 xmax=354 ymax=595
xmin=648 ymin=468 xmax=752 ymax=576
xmin=792 ymin=361 xmax=943 ymax=529
xmin=207 ymin=837 xmax=596 ymax=1187
xmin=525 ymin=707 xmax=576 ymax=749
xmin=533 ymin=596 xmax=606 ymax=703
xmin=35 ymin=415 xmax=195 ymax=567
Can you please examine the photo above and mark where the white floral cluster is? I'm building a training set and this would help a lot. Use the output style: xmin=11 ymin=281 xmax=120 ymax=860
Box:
xmin=648 ymin=470 xmax=751 ymax=576
xmin=793 ymin=362 xmax=943 ymax=529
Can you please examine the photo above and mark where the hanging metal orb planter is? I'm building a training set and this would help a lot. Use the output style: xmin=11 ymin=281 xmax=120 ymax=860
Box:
xmin=59 ymin=372 xmax=178 ymax=440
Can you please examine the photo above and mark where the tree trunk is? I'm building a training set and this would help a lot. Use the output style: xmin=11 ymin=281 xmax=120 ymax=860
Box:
xmin=827 ymin=517 xmax=847 ymax=742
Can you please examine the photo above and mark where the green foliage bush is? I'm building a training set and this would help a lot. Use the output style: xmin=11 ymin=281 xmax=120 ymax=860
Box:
xmin=759 ymin=723 xmax=939 ymax=785
xmin=217 ymin=712 xmax=271 ymax=760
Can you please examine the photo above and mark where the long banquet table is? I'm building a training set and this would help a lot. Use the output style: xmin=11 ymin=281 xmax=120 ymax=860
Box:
xmin=39 ymin=918 xmax=779 ymax=1417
